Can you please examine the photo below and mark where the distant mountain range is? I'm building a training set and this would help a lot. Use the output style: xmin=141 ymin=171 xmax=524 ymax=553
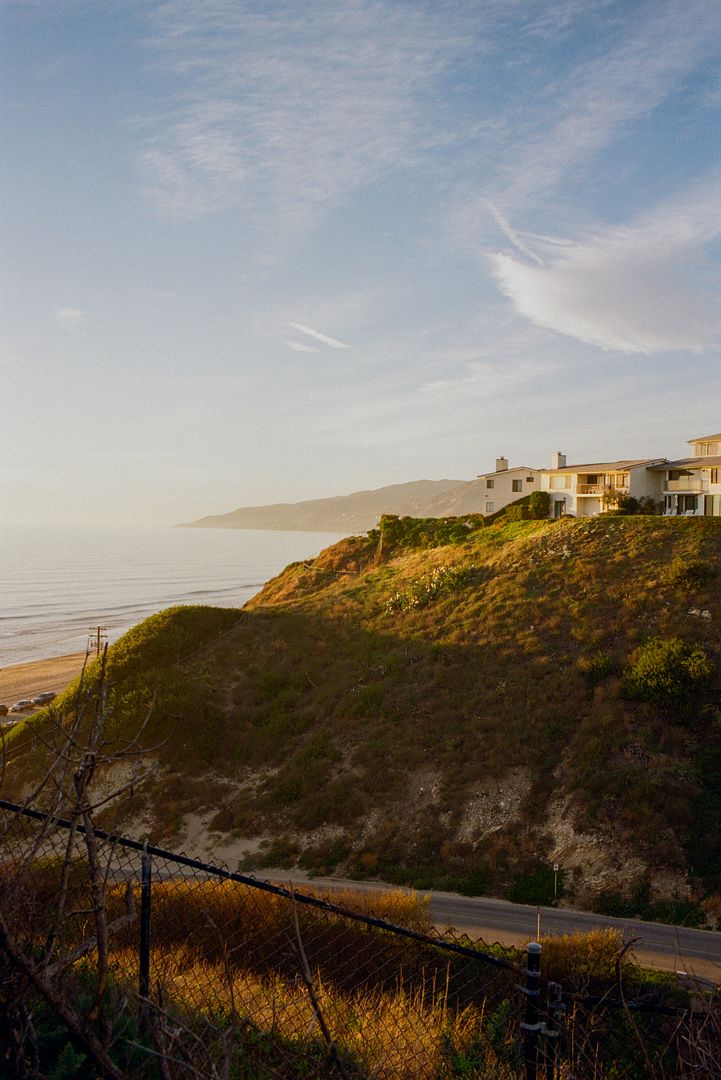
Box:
xmin=178 ymin=478 xmax=489 ymax=534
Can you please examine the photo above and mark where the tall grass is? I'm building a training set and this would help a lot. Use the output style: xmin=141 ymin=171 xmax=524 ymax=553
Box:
xmin=110 ymin=944 xmax=508 ymax=1079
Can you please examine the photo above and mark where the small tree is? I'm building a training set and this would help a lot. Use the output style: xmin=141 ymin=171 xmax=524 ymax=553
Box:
xmin=529 ymin=490 xmax=550 ymax=520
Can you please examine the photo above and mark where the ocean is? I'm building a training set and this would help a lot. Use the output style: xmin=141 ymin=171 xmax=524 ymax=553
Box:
xmin=0 ymin=524 xmax=345 ymax=666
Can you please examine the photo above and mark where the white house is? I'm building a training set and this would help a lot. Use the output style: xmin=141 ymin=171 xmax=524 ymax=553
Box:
xmin=648 ymin=432 xmax=721 ymax=517
xmin=476 ymin=457 xmax=543 ymax=515
xmin=540 ymin=452 xmax=667 ymax=519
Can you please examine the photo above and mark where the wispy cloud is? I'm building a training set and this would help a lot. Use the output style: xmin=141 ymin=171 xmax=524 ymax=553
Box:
xmin=55 ymin=306 xmax=84 ymax=329
xmin=419 ymin=357 xmax=560 ymax=399
xmin=493 ymin=0 xmax=721 ymax=208
xmin=288 ymin=322 xmax=349 ymax=350
xmin=488 ymin=172 xmax=721 ymax=353
xmin=140 ymin=1 xmax=484 ymax=222
xmin=285 ymin=339 xmax=319 ymax=353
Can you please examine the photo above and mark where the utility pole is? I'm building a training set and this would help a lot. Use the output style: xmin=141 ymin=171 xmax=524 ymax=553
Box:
xmin=89 ymin=626 xmax=108 ymax=658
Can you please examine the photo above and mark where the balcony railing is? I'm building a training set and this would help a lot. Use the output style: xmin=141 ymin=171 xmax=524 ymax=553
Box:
xmin=666 ymin=477 xmax=708 ymax=492
xmin=576 ymin=484 xmax=628 ymax=495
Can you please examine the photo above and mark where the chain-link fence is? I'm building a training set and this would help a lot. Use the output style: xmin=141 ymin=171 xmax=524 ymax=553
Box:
xmin=0 ymin=799 xmax=717 ymax=1079
xmin=0 ymin=799 xmax=524 ymax=1078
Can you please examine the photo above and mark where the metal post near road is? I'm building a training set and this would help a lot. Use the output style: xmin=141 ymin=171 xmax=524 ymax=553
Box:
xmin=521 ymin=941 xmax=542 ymax=1080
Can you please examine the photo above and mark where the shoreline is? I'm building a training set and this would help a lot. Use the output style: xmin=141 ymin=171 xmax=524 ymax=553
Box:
xmin=0 ymin=653 xmax=88 ymax=708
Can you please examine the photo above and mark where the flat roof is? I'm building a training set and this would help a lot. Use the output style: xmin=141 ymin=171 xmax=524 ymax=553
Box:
xmin=546 ymin=458 xmax=665 ymax=474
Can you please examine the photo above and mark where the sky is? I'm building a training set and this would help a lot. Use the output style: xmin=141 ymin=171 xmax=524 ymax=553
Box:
xmin=2 ymin=0 xmax=720 ymax=527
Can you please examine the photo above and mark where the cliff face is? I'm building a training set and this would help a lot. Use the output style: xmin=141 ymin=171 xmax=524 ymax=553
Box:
xmin=178 ymin=478 xmax=475 ymax=532
xmin=8 ymin=516 xmax=721 ymax=920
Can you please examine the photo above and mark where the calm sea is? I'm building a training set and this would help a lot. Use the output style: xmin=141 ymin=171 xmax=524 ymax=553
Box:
xmin=0 ymin=524 xmax=345 ymax=666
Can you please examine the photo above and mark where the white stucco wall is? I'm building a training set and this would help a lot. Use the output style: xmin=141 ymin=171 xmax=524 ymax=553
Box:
xmin=478 ymin=468 xmax=542 ymax=514
xmin=627 ymin=466 xmax=665 ymax=502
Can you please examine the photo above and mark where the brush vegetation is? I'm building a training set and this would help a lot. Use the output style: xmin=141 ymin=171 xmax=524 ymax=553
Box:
xmin=5 ymin=514 xmax=721 ymax=919
xmin=7 ymin=864 xmax=689 ymax=1079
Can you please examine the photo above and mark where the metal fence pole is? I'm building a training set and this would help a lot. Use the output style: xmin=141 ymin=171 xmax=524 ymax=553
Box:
xmin=139 ymin=844 xmax=152 ymax=1017
xmin=521 ymin=941 xmax=542 ymax=1080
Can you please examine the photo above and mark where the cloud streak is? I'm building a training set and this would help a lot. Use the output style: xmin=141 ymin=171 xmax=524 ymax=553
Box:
xmin=285 ymin=339 xmax=319 ymax=353
xmin=289 ymin=322 xmax=349 ymax=350
xmin=55 ymin=307 xmax=84 ymax=329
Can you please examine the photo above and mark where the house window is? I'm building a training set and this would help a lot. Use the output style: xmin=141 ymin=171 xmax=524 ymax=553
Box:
xmin=512 ymin=479 xmax=522 ymax=492
xmin=549 ymin=475 xmax=568 ymax=490
xmin=485 ymin=502 xmax=494 ymax=513
xmin=486 ymin=478 xmax=494 ymax=489
xmin=712 ymin=468 xmax=720 ymax=484
xmin=526 ymin=476 xmax=535 ymax=483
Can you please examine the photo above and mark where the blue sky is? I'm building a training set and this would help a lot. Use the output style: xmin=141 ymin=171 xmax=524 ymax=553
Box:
xmin=2 ymin=0 xmax=720 ymax=526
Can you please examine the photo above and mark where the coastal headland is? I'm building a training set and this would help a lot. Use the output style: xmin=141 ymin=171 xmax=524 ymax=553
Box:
xmin=5 ymin=514 xmax=720 ymax=927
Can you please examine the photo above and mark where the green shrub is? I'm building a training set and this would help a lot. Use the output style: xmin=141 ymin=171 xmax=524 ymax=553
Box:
xmin=529 ymin=490 xmax=550 ymax=520
xmin=615 ymin=494 xmax=641 ymax=515
xmin=662 ymin=557 xmax=717 ymax=591
xmin=371 ymin=513 xmax=484 ymax=552
xmin=507 ymin=863 xmax=563 ymax=905
xmin=504 ymin=505 xmax=531 ymax=522
xmin=624 ymin=637 xmax=712 ymax=704
xmin=577 ymin=651 xmax=621 ymax=684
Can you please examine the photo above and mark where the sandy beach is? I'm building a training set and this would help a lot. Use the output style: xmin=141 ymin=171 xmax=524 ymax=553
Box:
xmin=0 ymin=653 xmax=87 ymax=708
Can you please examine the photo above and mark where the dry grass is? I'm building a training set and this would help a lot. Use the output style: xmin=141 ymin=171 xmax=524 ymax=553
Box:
xmin=539 ymin=929 xmax=629 ymax=984
xmin=110 ymin=943 xmax=509 ymax=1080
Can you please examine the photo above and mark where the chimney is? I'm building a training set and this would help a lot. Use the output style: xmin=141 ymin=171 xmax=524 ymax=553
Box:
xmin=553 ymin=451 xmax=566 ymax=469
xmin=495 ymin=456 xmax=509 ymax=472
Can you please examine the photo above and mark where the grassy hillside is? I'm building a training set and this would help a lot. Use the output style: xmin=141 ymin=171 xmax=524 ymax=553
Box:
xmin=6 ymin=515 xmax=721 ymax=921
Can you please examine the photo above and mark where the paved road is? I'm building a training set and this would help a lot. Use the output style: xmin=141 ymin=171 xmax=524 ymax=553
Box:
xmin=425 ymin=889 xmax=721 ymax=981
xmin=290 ymin=876 xmax=721 ymax=982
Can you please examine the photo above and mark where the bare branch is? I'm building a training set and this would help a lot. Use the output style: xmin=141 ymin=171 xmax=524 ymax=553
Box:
xmin=0 ymin=907 xmax=124 ymax=1080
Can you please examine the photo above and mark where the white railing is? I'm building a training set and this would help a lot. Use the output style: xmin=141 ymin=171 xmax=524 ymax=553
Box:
xmin=576 ymin=484 xmax=628 ymax=496
xmin=666 ymin=477 xmax=708 ymax=492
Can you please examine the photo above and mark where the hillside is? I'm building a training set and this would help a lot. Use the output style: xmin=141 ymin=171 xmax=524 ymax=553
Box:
xmin=5 ymin=515 xmax=721 ymax=923
xmin=178 ymin=478 xmax=478 ymax=532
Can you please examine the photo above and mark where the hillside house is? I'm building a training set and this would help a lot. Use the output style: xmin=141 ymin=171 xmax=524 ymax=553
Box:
xmin=648 ymin=432 xmax=721 ymax=517
xmin=540 ymin=452 xmax=666 ymax=518
xmin=476 ymin=457 xmax=543 ymax=515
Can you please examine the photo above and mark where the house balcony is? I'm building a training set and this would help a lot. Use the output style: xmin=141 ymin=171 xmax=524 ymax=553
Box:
xmin=665 ymin=477 xmax=708 ymax=492
xmin=576 ymin=484 xmax=627 ymax=496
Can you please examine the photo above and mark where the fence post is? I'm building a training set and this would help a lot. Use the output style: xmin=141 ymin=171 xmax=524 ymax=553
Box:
xmin=521 ymin=941 xmax=542 ymax=1080
xmin=139 ymin=844 xmax=152 ymax=1021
